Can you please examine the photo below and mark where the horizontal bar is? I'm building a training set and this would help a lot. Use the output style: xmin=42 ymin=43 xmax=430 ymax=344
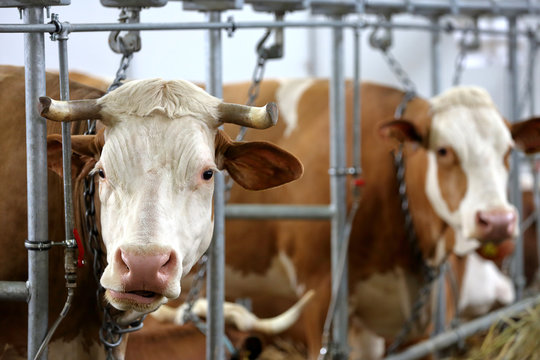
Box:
xmin=225 ymin=204 xmax=335 ymax=219
xmin=0 ymin=19 xmax=533 ymax=36
xmin=0 ymin=281 xmax=29 ymax=302
xmin=0 ymin=0 xmax=69 ymax=7
xmin=385 ymin=294 xmax=540 ymax=360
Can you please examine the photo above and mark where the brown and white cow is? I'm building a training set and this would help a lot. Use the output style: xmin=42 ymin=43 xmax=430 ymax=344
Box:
xmin=212 ymin=79 xmax=540 ymax=358
xmin=0 ymin=66 xmax=302 ymax=359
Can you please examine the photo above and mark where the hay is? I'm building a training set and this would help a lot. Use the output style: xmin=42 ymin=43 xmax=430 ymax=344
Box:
xmin=459 ymin=303 xmax=540 ymax=360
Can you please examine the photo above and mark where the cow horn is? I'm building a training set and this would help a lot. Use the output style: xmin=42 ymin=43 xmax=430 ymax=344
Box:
xmin=150 ymin=290 xmax=315 ymax=335
xmin=39 ymin=96 xmax=102 ymax=122
xmin=218 ymin=102 xmax=278 ymax=129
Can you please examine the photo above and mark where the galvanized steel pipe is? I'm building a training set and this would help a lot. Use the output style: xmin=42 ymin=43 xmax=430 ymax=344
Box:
xmin=24 ymin=7 xmax=49 ymax=360
xmin=0 ymin=281 xmax=29 ymax=302
xmin=206 ymin=10 xmax=225 ymax=360
xmin=225 ymin=204 xmax=334 ymax=219
xmin=385 ymin=294 xmax=540 ymax=360
xmin=329 ymin=14 xmax=349 ymax=360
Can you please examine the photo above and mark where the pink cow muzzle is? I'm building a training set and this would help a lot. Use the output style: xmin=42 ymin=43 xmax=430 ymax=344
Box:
xmin=108 ymin=248 xmax=178 ymax=306
xmin=474 ymin=209 xmax=517 ymax=244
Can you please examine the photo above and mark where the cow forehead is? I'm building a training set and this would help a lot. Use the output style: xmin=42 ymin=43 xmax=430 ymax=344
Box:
xmin=101 ymin=116 xmax=216 ymax=189
xmin=429 ymin=87 xmax=512 ymax=161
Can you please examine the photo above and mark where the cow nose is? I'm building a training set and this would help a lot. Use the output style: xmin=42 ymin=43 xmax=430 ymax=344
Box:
xmin=475 ymin=210 xmax=516 ymax=243
xmin=118 ymin=249 xmax=175 ymax=292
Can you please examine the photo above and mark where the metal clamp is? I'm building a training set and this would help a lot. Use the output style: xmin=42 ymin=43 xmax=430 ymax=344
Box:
xmin=328 ymin=167 xmax=358 ymax=176
xmin=24 ymin=240 xmax=52 ymax=251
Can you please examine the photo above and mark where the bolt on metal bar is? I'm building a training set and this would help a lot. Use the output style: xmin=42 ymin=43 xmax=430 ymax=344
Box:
xmin=206 ymin=10 xmax=225 ymax=360
xmin=0 ymin=281 xmax=29 ymax=302
xmin=384 ymin=294 xmax=540 ymax=360
xmin=507 ymin=17 xmax=526 ymax=301
xmin=329 ymin=14 xmax=349 ymax=360
xmin=23 ymin=7 xmax=49 ymax=360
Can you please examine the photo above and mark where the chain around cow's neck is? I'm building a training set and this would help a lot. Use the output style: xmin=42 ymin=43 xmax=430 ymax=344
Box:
xmin=386 ymin=144 xmax=442 ymax=355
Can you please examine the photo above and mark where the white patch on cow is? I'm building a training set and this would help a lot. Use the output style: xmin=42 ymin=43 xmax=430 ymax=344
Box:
xmin=349 ymin=267 xmax=427 ymax=339
xmin=426 ymin=235 xmax=447 ymax=267
xmin=426 ymin=86 xmax=517 ymax=254
xmin=97 ymin=79 xmax=222 ymax=312
xmin=276 ymin=78 xmax=315 ymax=137
xmin=348 ymin=318 xmax=385 ymax=360
xmin=225 ymin=252 xmax=300 ymax=299
xmin=459 ymin=252 xmax=515 ymax=317
xmin=48 ymin=333 xmax=104 ymax=360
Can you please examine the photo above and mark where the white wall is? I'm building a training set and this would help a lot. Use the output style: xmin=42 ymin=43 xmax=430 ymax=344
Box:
xmin=0 ymin=1 xmax=538 ymax=119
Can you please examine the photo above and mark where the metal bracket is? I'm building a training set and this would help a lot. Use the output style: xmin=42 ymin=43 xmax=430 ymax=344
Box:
xmin=0 ymin=0 xmax=69 ymax=7
xmin=310 ymin=0 xmax=361 ymax=16
xmin=101 ymin=0 xmax=167 ymax=6
xmin=246 ymin=0 xmax=309 ymax=13
xmin=182 ymin=0 xmax=243 ymax=11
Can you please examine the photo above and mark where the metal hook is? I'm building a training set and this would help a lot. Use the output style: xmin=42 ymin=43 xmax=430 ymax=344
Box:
xmin=459 ymin=17 xmax=481 ymax=52
xmin=255 ymin=12 xmax=285 ymax=60
xmin=108 ymin=8 xmax=142 ymax=56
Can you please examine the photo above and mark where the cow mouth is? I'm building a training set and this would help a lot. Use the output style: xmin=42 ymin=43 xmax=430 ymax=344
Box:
xmin=106 ymin=289 xmax=164 ymax=309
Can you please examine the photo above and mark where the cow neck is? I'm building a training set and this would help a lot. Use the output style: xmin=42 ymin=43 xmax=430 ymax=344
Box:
xmin=386 ymin=145 xmax=443 ymax=355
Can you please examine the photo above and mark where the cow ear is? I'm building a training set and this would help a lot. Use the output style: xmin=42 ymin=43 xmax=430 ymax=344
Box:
xmin=215 ymin=131 xmax=303 ymax=190
xmin=379 ymin=119 xmax=424 ymax=145
xmin=511 ymin=117 xmax=540 ymax=154
xmin=47 ymin=131 xmax=105 ymax=180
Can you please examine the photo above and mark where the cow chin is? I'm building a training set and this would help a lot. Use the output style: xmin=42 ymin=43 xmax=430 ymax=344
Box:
xmin=105 ymin=289 xmax=169 ymax=313
xmin=453 ymin=230 xmax=481 ymax=256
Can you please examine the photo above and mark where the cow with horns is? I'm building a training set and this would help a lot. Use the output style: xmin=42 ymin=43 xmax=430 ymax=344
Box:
xmin=0 ymin=66 xmax=302 ymax=359
xmin=153 ymin=78 xmax=540 ymax=359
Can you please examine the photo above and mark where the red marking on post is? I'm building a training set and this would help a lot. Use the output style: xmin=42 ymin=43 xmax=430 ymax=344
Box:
xmin=73 ymin=228 xmax=85 ymax=268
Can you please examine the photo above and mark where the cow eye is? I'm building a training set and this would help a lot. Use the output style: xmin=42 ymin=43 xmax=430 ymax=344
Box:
xmin=98 ymin=169 xmax=106 ymax=179
xmin=202 ymin=169 xmax=214 ymax=181
xmin=437 ymin=147 xmax=448 ymax=157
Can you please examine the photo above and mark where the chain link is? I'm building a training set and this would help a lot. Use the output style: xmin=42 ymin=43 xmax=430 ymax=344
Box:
xmin=452 ymin=25 xmax=480 ymax=87
xmin=386 ymin=146 xmax=440 ymax=355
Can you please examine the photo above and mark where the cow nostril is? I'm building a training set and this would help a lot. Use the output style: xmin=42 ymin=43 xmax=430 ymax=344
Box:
xmin=476 ymin=212 xmax=490 ymax=227
xmin=119 ymin=250 xmax=130 ymax=272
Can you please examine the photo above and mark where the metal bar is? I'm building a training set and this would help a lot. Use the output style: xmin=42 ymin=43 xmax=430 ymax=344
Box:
xmin=0 ymin=19 xmax=536 ymax=36
xmin=384 ymin=294 xmax=540 ymax=360
xmin=0 ymin=0 xmax=69 ymax=7
xmin=0 ymin=281 xmax=29 ymax=302
xmin=206 ymin=11 xmax=225 ymax=360
xmin=24 ymin=7 xmax=49 ymax=360
xmin=507 ymin=17 xmax=526 ymax=301
xmin=352 ymin=26 xmax=362 ymax=176
xmin=329 ymin=14 xmax=348 ymax=360
xmin=430 ymin=17 xmax=441 ymax=96
xmin=429 ymin=15 xmax=446 ymax=344
xmin=225 ymin=204 xmax=334 ymax=219
xmin=57 ymin=23 xmax=74 ymax=244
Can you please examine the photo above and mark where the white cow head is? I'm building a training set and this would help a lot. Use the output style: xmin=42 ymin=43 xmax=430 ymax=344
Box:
xmin=43 ymin=78 xmax=303 ymax=313
xmin=380 ymin=86 xmax=540 ymax=256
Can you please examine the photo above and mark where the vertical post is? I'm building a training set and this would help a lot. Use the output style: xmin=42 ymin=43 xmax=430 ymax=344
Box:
xmin=206 ymin=10 xmax=225 ymax=360
xmin=57 ymin=22 xmax=74 ymax=241
xmin=329 ymin=14 xmax=348 ymax=360
xmin=430 ymin=16 xmax=446 ymax=341
xmin=507 ymin=17 xmax=525 ymax=301
xmin=24 ymin=7 xmax=49 ymax=360
xmin=352 ymin=26 xmax=361 ymax=176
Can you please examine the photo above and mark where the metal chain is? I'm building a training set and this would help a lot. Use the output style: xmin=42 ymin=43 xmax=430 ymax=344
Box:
xmin=386 ymin=146 xmax=440 ymax=355
xmin=452 ymin=25 xmax=480 ymax=86
xmin=83 ymin=44 xmax=139 ymax=360
xmin=182 ymin=254 xmax=208 ymax=324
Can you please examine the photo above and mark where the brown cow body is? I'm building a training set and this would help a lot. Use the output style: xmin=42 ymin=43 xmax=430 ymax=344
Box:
xmin=217 ymin=78 xmax=538 ymax=358
xmin=0 ymin=65 xmax=105 ymax=359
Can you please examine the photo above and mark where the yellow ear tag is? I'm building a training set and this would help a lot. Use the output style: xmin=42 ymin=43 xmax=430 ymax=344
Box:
xmin=482 ymin=242 xmax=498 ymax=258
